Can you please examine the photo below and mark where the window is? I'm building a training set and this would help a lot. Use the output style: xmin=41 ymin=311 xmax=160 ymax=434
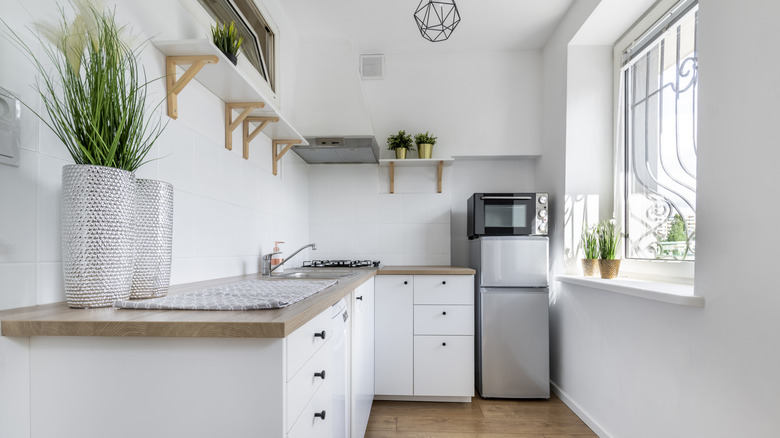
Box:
xmin=197 ymin=0 xmax=276 ymax=92
xmin=618 ymin=0 xmax=698 ymax=261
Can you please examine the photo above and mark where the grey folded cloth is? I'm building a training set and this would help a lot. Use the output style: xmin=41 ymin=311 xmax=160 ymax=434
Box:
xmin=114 ymin=279 xmax=338 ymax=310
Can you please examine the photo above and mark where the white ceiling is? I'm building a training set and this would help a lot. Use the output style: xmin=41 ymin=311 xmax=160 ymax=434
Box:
xmin=280 ymin=0 xmax=576 ymax=53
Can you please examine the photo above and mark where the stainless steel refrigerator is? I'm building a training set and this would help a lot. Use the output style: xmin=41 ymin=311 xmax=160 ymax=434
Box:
xmin=470 ymin=235 xmax=550 ymax=398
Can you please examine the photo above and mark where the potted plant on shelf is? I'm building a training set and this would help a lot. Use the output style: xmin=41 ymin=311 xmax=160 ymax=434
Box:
xmin=414 ymin=131 xmax=437 ymax=159
xmin=581 ymin=225 xmax=599 ymax=277
xmin=3 ymin=3 xmax=168 ymax=307
xmin=387 ymin=130 xmax=413 ymax=159
xmin=211 ymin=21 xmax=243 ymax=65
xmin=598 ymin=220 xmax=622 ymax=279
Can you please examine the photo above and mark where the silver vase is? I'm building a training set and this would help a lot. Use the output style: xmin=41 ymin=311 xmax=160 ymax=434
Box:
xmin=61 ymin=164 xmax=136 ymax=308
xmin=131 ymin=179 xmax=174 ymax=299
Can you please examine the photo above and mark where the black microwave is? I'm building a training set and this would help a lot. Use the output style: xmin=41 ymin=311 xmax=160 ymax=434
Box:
xmin=467 ymin=193 xmax=548 ymax=239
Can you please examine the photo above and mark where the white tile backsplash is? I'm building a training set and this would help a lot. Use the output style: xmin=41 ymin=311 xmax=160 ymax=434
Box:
xmin=309 ymin=164 xmax=453 ymax=265
xmin=0 ymin=149 xmax=37 ymax=263
xmin=0 ymin=263 xmax=36 ymax=309
xmin=36 ymin=154 xmax=71 ymax=263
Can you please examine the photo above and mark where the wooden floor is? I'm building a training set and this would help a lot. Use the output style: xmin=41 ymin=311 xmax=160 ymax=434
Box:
xmin=365 ymin=393 xmax=597 ymax=438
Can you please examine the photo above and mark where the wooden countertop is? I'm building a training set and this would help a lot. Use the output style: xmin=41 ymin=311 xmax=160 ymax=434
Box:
xmin=377 ymin=265 xmax=475 ymax=275
xmin=0 ymin=270 xmax=376 ymax=339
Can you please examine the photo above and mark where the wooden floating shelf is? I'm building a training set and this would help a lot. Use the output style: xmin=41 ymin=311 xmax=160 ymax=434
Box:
xmin=378 ymin=159 xmax=454 ymax=194
xmin=152 ymin=39 xmax=306 ymax=169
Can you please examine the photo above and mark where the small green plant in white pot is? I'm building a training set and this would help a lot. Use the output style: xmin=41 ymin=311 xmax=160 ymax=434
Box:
xmin=598 ymin=220 xmax=622 ymax=279
xmin=581 ymin=225 xmax=599 ymax=277
xmin=387 ymin=130 xmax=413 ymax=159
xmin=414 ymin=131 xmax=437 ymax=159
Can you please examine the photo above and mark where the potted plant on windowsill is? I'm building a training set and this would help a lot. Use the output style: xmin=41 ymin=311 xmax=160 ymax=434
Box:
xmin=581 ymin=225 xmax=599 ymax=277
xmin=211 ymin=20 xmax=243 ymax=65
xmin=2 ymin=3 xmax=168 ymax=307
xmin=387 ymin=130 xmax=413 ymax=159
xmin=598 ymin=220 xmax=622 ymax=279
xmin=414 ymin=131 xmax=437 ymax=159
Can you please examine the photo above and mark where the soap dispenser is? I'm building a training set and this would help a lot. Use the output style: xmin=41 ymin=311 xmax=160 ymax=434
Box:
xmin=271 ymin=241 xmax=285 ymax=272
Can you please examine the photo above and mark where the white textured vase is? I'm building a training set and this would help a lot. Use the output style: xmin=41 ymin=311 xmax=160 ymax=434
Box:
xmin=131 ymin=179 xmax=174 ymax=299
xmin=61 ymin=164 xmax=136 ymax=308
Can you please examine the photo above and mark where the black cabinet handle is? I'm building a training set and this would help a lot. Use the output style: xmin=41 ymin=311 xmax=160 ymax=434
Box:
xmin=314 ymin=330 xmax=326 ymax=340
xmin=403 ymin=281 xmax=408 ymax=285
xmin=356 ymin=296 xmax=363 ymax=301
xmin=442 ymin=342 xmax=447 ymax=346
xmin=314 ymin=410 xmax=326 ymax=420
xmin=442 ymin=280 xmax=447 ymax=285
xmin=442 ymin=311 xmax=447 ymax=315
xmin=314 ymin=370 xmax=326 ymax=379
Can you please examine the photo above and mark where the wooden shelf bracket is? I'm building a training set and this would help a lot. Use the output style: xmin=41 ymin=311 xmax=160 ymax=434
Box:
xmin=225 ymin=102 xmax=264 ymax=151
xmin=272 ymin=139 xmax=303 ymax=175
xmin=384 ymin=159 xmax=446 ymax=194
xmin=242 ymin=117 xmax=280 ymax=159
xmin=165 ymin=55 xmax=219 ymax=119
xmin=389 ymin=161 xmax=395 ymax=194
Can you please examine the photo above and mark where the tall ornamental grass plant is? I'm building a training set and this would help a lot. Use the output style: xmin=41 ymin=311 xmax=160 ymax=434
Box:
xmin=598 ymin=220 xmax=621 ymax=260
xmin=582 ymin=225 xmax=599 ymax=259
xmin=2 ymin=1 xmax=163 ymax=172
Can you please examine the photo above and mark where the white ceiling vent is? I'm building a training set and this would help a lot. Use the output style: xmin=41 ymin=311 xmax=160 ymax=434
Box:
xmin=359 ymin=54 xmax=384 ymax=80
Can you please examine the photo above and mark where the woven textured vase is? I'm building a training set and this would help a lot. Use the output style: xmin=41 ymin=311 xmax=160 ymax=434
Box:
xmin=61 ymin=165 xmax=136 ymax=308
xmin=599 ymin=259 xmax=621 ymax=279
xmin=131 ymin=179 xmax=174 ymax=299
xmin=582 ymin=259 xmax=599 ymax=277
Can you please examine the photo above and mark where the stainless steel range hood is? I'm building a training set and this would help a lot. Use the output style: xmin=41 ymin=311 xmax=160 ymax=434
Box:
xmin=292 ymin=136 xmax=379 ymax=164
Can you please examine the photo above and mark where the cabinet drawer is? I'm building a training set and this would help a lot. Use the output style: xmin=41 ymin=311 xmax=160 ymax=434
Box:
xmin=414 ymin=305 xmax=474 ymax=335
xmin=287 ymin=309 xmax=331 ymax=378
xmin=413 ymin=335 xmax=474 ymax=397
xmin=414 ymin=275 xmax=473 ymax=305
xmin=287 ymin=340 xmax=332 ymax=430
xmin=287 ymin=376 xmax=333 ymax=438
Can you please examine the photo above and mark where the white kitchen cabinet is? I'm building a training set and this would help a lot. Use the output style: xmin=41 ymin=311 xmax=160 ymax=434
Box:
xmin=374 ymin=275 xmax=414 ymax=395
xmin=351 ymin=281 xmax=375 ymax=438
xmin=375 ymin=274 xmax=474 ymax=401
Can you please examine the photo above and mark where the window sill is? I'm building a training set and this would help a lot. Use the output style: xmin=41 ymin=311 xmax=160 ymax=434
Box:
xmin=555 ymin=275 xmax=705 ymax=307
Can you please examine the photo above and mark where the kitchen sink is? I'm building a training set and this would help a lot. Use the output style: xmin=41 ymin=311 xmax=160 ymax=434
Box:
xmin=270 ymin=272 xmax=357 ymax=280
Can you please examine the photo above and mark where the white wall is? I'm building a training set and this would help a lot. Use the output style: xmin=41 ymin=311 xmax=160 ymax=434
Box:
xmin=361 ymin=50 xmax=542 ymax=159
xmin=307 ymin=164 xmax=452 ymax=265
xmin=550 ymin=0 xmax=780 ymax=436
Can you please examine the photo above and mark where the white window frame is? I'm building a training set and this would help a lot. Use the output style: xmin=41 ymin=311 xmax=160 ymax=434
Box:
xmin=612 ymin=0 xmax=697 ymax=283
xmin=180 ymin=0 xmax=281 ymax=108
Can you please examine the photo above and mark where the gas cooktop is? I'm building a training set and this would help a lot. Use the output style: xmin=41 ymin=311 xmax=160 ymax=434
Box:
xmin=301 ymin=260 xmax=381 ymax=268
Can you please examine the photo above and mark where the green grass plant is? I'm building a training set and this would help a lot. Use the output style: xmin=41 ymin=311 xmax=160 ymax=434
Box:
xmin=1 ymin=2 xmax=164 ymax=172
xmin=582 ymin=225 xmax=599 ymax=259
xmin=211 ymin=21 xmax=243 ymax=58
xmin=598 ymin=220 xmax=621 ymax=260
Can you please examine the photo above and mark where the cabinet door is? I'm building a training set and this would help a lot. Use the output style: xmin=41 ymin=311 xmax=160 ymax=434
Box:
xmin=374 ymin=275 xmax=414 ymax=396
xmin=413 ymin=335 xmax=474 ymax=397
xmin=351 ymin=281 xmax=375 ymax=438
xmin=288 ymin=376 xmax=333 ymax=438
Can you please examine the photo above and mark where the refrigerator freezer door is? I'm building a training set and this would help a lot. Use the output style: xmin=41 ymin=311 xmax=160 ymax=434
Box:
xmin=479 ymin=236 xmax=549 ymax=287
xmin=477 ymin=287 xmax=549 ymax=398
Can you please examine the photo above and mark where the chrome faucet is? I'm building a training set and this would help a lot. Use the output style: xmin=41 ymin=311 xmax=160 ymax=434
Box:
xmin=262 ymin=243 xmax=317 ymax=276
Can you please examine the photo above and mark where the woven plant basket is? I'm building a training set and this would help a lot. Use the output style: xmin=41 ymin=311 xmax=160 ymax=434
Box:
xmin=61 ymin=164 xmax=136 ymax=308
xmin=131 ymin=179 xmax=174 ymax=299
xmin=598 ymin=259 xmax=621 ymax=279
xmin=582 ymin=259 xmax=599 ymax=277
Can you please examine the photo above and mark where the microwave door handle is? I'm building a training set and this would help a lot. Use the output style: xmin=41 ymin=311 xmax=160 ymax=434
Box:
xmin=480 ymin=196 xmax=533 ymax=200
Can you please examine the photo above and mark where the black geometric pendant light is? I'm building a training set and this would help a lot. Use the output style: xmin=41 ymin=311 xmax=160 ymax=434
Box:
xmin=414 ymin=0 xmax=461 ymax=43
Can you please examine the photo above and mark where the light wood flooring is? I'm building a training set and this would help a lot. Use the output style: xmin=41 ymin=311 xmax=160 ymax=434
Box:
xmin=365 ymin=393 xmax=597 ymax=438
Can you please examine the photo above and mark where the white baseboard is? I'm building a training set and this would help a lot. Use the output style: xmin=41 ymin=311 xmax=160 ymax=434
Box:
xmin=551 ymin=381 xmax=611 ymax=438
xmin=374 ymin=395 xmax=472 ymax=403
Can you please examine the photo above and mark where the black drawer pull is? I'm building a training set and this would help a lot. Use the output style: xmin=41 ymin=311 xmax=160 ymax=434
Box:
xmin=314 ymin=330 xmax=326 ymax=340
xmin=442 ymin=280 xmax=447 ymax=285
xmin=403 ymin=281 xmax=408 ymax=285
xmin=442 ymin=342 xmax=447 ymax=347
xmin=356 ymin=296 xmax=363 ymax=301
xmin=314 ymin=370 xmax=326 ymax=379
xmin=442 ymin=311 xmax=447 ymax=315
xmin=314 ymin=410 xmax=326 ymax=420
